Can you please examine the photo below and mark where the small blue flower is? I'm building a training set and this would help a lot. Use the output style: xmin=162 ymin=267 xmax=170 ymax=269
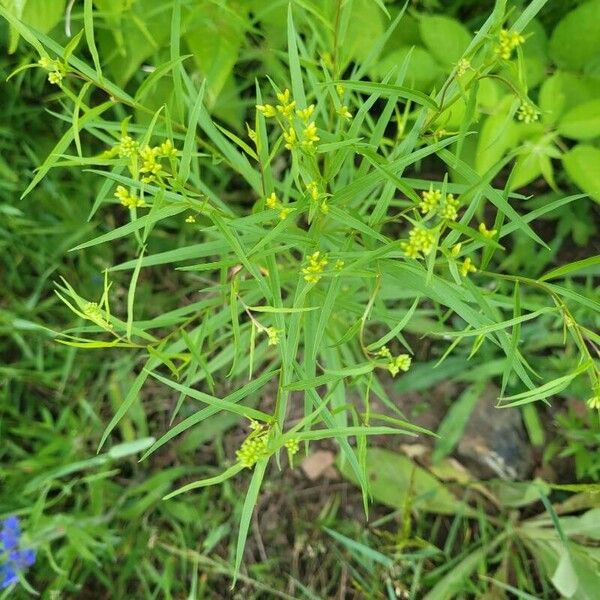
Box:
xmin=0 ymin=516 xmax=20 ymax=551
xmin=0 ymin=516 xmax=36 ymax=590
xmin=0 ymin=564 xmax=18 ymax=589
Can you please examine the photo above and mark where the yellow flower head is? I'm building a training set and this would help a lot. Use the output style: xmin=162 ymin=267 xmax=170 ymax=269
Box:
xmin=265 ymin=326 xmax=280 ymax=346
xmin=587 ymin=394 xmax=600 ymax=410
xmin=387 ymin=354 xmax=412 ymax=377
xmin=114 ymin=185 xmax=145 ymax=209
xmin=459 ymin=257 xmax=477 ymax=277
xmin=306 ymin=181 xmax=320 ymax=201
xmin=279 ymin=207 xmax=292 ymax=220
xmin=478 ymin=222 xmax=497 ymax=238
xmin=302 ymin=250 xmax=328 ymax=284
xmin=283 ymin=127 xmax=297 ymax=150
xmin=265 ymin=192 xmax=279 ymax=209
xmin=185 ymin=215 xmax=196 ymax=223
xmin=256 ymin=104 xmax=277 ymax=118
xmin=401 ymin=226 xmax=436 ymax=259
xmin=139 ymin=145 xmax=161 ymax=175
xmin=495 ymin=29 xmax=525 ymax=60
xmin=159 ymin=139 xmax=178 ymax=158
xmin=236 ymin=435 xmax=269 ymax=468
xmin=516 ymin=101 xmax=540 ymax=124
xmin=419 ymin=187 xmax=442 ymax=214
xmin=296 ymin=105 xmax=315 ymax=122
xmin=337 ymin=105 xmax=353 ymax=120
xmin=440 ymin=193 xmax=459 ymax=221
xmin=456 ymin=58 xmax=471 ymax=76
xmin=48 ymin=71 xmax=63 ymax=85
xmin=302 ymin=122 xmax=320 ymax=145
xmin=117 ymin=135 xmax=138 ymax=158
xmin=276 ymin=89 xmax=296 ymax=119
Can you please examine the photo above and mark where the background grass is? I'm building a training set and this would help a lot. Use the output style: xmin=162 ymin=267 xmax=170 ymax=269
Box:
xmin=1 ymin=1 xmax=600 ymax=598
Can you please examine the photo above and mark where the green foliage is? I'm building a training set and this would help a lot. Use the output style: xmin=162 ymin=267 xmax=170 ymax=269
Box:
xmin=1 ymin=0 xmax=599 ymax=597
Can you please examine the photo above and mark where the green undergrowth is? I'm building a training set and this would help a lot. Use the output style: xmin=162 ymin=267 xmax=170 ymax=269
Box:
xmin=1 ymin=0 xmax=599 ymax=597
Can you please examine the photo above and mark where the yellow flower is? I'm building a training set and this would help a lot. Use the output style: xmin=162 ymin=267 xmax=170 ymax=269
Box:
xmin=377 ymin=346 xmax=392 ymax=359
xmin=48 ymin=71 xmax=63 ymax=85
xmin=451 ymin=243 xmax=462 ymax=257
xmin=306 ymin=181 xmax=320 ymax=201
xmin=139 ymin=145 xmax=161 ymax=175
xmin=456 ymin=58 xmax=471 ymax=76
xmin=185 ymin=215 xmax=196 ymax=223
xmin=459 ymin=257 xmax=477 ymax=277
xmin=440 ymin=193 xmax=459 ymax=221
xmin=516 ymin=101 xmax=540 ymax=124
xmin=296 ymin=105 xmax=315 ymax=122
xmin=478 ymin=222 xmax=497 ymax=238
xmin=159 ymin=139 xmax=178 ymax=158
xmin=236 ymin=435 xmax=269 ymax=468
xmin=337 ymin=105 xmax=353 ymax=120
xmin=387 ymin=354 xmax=412 ymax=377
xmin=285 ymin=437 xmax=300 ymax=466
xmin=38 ymin=57 xmax=54 ymax=69
xmin=587 ymin=394 xmax=600 ymax=410
xmin=265 ymin=326 xmax=280 ymax=346
xmin=246 ymin=123 xmax=257 ymax=142
xmin=302 ymin=122 xmax=320 ymax=146
xmin=495 ymin=29 xmax=524 ymax=60
xmin=419 ymin=187 xmax=442 ymax=214
xmin=114 ymin=185 xmax=145 ymax=209
xmin=265 ymin=192 xmax=278 ymax=209
xmin=283 ymin=127 xmax=297 ymax=150
xmin=336 ymin=84 xmax=345 ymax=96
xmin=279 ymin=207 xmax=292 ymax=220
xmin=83 ymin=302 xmax=111 ymax=330
xmin=334 ymin=259 xmax=345 ymax=270
xmin=276 ymin=89 xmax=291 ymax=104
xmin=39 ymin=57 xmax=66 ymax=85
xmin=401 ymin=226 xmax=436 ymax=259
xmin=276 ymin=89 xmax=296 ymax=119
xmin=302 ymin=251 xmax=328 ymax=284
xmin=256 ymin=104 xmax=277 ymax=118
xmin=118 ymin=135 xmax=138 ymax=158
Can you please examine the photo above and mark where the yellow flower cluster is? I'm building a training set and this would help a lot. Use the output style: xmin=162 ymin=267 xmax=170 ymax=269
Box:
xmin=419 ymin=188 xmax=442 ymax=214
xmin=387 ymin=354 xmax=412 ymax=377
xmin=117 ymin=135 xmax=139 ymax=158
xmin=587 ymin=394 xmax=600 ymax=410
xmin=401 ymin=226 xmax=436 ymax=259
xmin=265 ymin=326 xmax=280 ymax=346
xmin=456 ymin=58 xmax=471 ymax=77
xmin=104 ymin=135 xmax=180 ymax=186
xmin=337 ymin=105 xmax=353 ymax=120
xmin=440 ymin=194 xmax=459 ymax=221
xmin=264 ymin=191 xmax=292 ymax=220
xmin=302 ymin=251 xmax=328 ymax=284
xmin=459 ymin=257 xmax=477 ymax=277
xmin=83 ymin=302 xmax=111 ymax=330
xmin=236 ymin=435 xmax=269 ymax=468
xmin=114 ymin=185 xmax=145 ymax=209
xmin=284 ymin=438 xmax=300 ymax=460
xmin=376 ymin=347 xmax=412 ymax=376
xmin=256 ymin=89 xmax=320 ymax=152
xmin=185 ymin=215 xmax=196 ymax=224
xmin=38 ymin=56 xmax=66 ymax=85
xmin=306 ymin=181 xmax=329 ymax=213
xmin=516 ymin=101 xmax=540 ymax=124
xmin=419 ymin=188 xmax=459 ymax=221
xmin=495 ymin=29 xmax=525 ymax=60
xmin=478 ymin=222 xmax=497 ymax=238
